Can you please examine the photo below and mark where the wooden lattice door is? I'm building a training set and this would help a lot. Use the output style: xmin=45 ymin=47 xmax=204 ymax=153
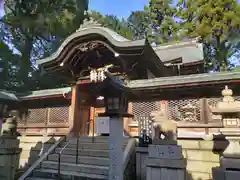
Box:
xmin=79 ymin=106 xmax=90 ymax=135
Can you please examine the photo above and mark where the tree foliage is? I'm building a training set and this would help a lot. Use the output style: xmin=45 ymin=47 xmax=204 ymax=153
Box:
xmin=178 ymin=0 xmax=240 ymax=71
xmin=127 ymin=10 xmax=151 ymax=40
xmin=89 ymin=11 xmax=134 ymax=40
xmin=0 ymin=0 xmax=88 ymax=91
xmin=149 ymin=0 xmax=240 ymax=71
xmin=0 ymin=0 xmax=239 ymax=93
xmin=147 ymin=0 xmax=180 ymax=44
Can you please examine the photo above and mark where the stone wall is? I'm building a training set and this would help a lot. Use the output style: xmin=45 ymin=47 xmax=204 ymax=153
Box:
xmin=16 ymin=136 xmax=61 ymax=177
xmin=136 ymin=139 xmax=226 ymax=180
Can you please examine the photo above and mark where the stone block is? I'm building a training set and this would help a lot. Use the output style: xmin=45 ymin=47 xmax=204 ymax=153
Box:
xmin=0 ymin=154 xmax=13 ymax=166
xmin=199 ymin=140 xmax=228 ymax=151
xmin=0 ymin=136 xmax=22 ymax=180
xmin=220 ymin=128 xmax=240 ymax=136
xmin=18 ymin=136 xmax=60 ymax=143
xmin=147 ymin=167 xmax=185 ymax=180
xmin=146 ymin=157 xmax=185 ymax=169
xmin=221 ymin=157 xmax=240 ymax=169
xmin=212 ymin=167 xmax=225 ymax=180
xmin=199 ymin=140 xmax=215 ymax=150
xmin=19 ymin=159 xmax=28 ymax=168
xmin=186 ymin=150 xmax=220 ymax=162
xmin=187 ymin=172 xmax=211 ymax=180
xmin=152 ymin=139 xmax=177 ymax=145
xmin=148 ymin=144 xmax=182 ymax=159
xmin=178 ymin=140 xmax=200 ymax=149
xmin=225 ymin=170 xmax=240 ymax=180
xmin=0 ymin=167 xmax=14 ymax=180
xmin=186 ymin=160 xmax=219 ymax=173
xmin=182 ymin=149 xmax=187 ymax=158
xmin=20 ymin=150 xmax=39 ymax=160
xmin=0 ymin=137 xmax=20 ymax=149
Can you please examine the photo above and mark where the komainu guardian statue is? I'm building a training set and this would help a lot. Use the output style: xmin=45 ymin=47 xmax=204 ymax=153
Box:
xmin=1 ymin=116 xmax=18 ymax=137
xmin=151 ymin=110 xmax=178 ymax=141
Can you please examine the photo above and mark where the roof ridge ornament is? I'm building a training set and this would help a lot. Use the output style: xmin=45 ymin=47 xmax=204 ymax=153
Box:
xmin=76 ymin=15 xmax=101 ymax=32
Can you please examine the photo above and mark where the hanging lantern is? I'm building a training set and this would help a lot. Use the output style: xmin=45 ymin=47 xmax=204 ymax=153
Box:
xmin=90 ymin=69 xmax=97 ymax=82
xmin=99 ymin=70 xmax=106 ymax=82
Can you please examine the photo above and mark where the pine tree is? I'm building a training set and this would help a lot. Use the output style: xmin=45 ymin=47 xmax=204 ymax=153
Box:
xmin=127 ymin=10 xmax=151 ymax=40
xmin=177 ymin=0 xmax=240 ymax=71
xmin=0 ymin=0 xmax=88 ymax=91
xmin=148 ymin=0 xmax=180 ymax=45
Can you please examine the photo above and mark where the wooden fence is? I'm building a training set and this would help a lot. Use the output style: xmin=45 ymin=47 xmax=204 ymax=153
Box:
xmin=10 ymin=96 xmax=240 ymax=137
xmin=11 ymin=106 xmax=70 ymax=136
xmin=131 ymin=96 xmax=240 ymax=137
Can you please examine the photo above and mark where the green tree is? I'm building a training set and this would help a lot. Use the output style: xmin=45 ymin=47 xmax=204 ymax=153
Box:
xmin=0 ymin=41 xmax=21 ymax=89
xmin=0 ymin=0 xmax=88 ymax=91
xmin=127 ymin=10 xmax=151 ymax=40
xmin=90 ymin=11 xmax=134 ymax=40
xmin=233 ymin=66 xmax=240 ymax=72
xmin=177 ymin=0 xmax=240 ymax=71
xmin=148 ymin=0 xmax=179 ymax=44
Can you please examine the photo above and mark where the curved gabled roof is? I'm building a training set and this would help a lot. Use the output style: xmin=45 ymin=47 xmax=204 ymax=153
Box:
xmin=37 ymin=26 xmax=146 ymax=66
xmin=36 ymin=24 xmax=171 ymax=78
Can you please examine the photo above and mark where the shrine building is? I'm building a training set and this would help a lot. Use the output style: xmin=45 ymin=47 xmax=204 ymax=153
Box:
xmin=12 ymin=23 xmax=240 ymax=137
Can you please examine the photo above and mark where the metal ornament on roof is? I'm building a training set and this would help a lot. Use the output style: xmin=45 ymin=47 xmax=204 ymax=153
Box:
xmin=76 ymin=16 xmax=102 ymax=32
xmin=90 ymin=64 xmax=113 ymax=82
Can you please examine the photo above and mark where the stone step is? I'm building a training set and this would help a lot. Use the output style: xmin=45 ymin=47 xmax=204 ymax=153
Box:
xmin=32 ymin=168 xmax=108 ymax=180
xmin=48 ymin=154 xmax=109 ymax=166
xmin=54 ymin=147 xmax=109 ymax=157
xmin=26 ymin=177 xmax=55 ymax=180
xmin=66 ymin=136 xmax=109 ymax=143
xmin=59 ymin=142 xmax=127 ymax=150
xmin=66 ymin=136 xmax=129 ymax=143
xmin=41 ymin=161 xmax=109 ymax=176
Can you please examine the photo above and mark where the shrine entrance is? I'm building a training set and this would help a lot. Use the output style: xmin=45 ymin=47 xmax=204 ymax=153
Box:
xmin=73 ymin=83 xmax=106 ymax=137
xmin=36 ymin=19 xmax=172 ymax=136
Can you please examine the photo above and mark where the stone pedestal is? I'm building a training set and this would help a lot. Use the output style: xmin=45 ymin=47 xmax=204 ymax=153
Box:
xmin=213 ymin=135 xmax=240 ymax=180
xmin=108 ymin=117 xmax=124 ymax=180
xmin=146 ymin=144 xmax=186 ymax=180
xmin=0 ymin=136 xmax=22 ymax=180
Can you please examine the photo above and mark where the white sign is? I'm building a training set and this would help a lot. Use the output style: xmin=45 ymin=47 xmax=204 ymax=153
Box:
xmin=96 ymin=116 xmax=110 ymax=134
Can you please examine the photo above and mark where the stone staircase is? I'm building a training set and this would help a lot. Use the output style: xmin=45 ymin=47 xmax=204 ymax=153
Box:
xmin=24 ymin=136 xmax=130 ymax=180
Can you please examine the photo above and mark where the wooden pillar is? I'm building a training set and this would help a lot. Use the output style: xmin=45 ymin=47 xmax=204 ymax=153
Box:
xmin=69 ymin=85 xmax=79 ymax=136
xmin=89 ymin=106 xmax=95 ymax=136
xmin=69 ymin=85 xmax=90 ymax=136
xmin=123 ymin=103 xmax=132 ymax=136
xmin=200 ymin=98 xmax=209 ymax=134
xmin=160 ymin=100 xmax=169 ymax=119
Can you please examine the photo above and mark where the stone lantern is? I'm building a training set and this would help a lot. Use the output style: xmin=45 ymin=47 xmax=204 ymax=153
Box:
xmin=211 ymin=86 xmax=240 ymax=180
xmin=0 ymin=91 xmax=21 ymax=180
xmin=93 ymin=71 xmax=133 ymax=180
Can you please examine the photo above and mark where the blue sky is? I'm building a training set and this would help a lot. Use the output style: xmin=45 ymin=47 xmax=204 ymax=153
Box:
xmin=0 ymin=0 xmax=148 ymax=19
xmin=89 ymin=0 xmax=148 ymax=19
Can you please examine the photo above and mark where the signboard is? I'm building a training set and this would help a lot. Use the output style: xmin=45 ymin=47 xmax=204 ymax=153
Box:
xmin=96 ymin=116 xmax=110 ymax=134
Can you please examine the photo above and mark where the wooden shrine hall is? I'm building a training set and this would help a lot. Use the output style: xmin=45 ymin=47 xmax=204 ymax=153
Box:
xmin=33 ymin=21 xmax=240 ymax=137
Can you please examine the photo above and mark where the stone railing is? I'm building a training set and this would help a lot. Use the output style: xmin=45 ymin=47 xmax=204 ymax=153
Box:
xmin=18 ymin=136 xmax=66 ymax=180
xmin=123 ymin=138 xmax=137 ymax=180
